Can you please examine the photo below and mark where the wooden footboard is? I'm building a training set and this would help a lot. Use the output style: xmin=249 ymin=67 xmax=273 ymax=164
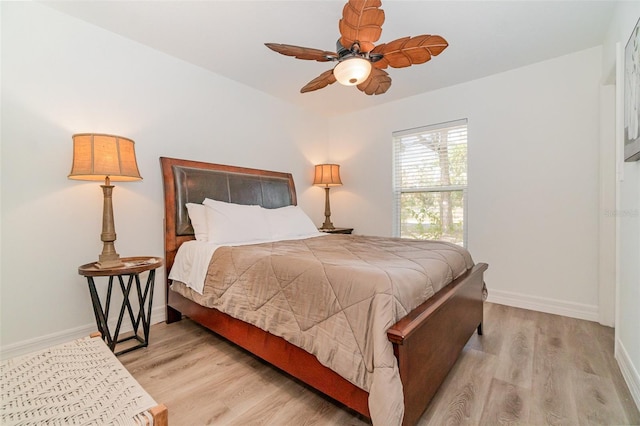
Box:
xmin=388 ymin=262 xmax=488 ymax=426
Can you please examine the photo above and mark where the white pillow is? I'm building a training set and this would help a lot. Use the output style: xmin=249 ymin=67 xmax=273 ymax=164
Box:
xmin=203 ymin=198 xmax=271 ymax=245
xmin=185 ymin=203 xmax=208 ymax=241
xmin=263 ymin=205 xmax=319 ymax=240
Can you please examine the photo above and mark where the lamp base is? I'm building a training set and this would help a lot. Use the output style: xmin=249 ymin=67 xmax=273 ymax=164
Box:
xmin=95 ymin=182 xmax=124 ymax=269
xmin=97 ymin=253 xmax=124 ymax=269
xmin=320 ymin=221 xmax=335 ymax=231
xmin=321 ymin=187 xmax=335 ymax=230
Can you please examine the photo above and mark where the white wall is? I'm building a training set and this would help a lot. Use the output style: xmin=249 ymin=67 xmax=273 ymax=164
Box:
xmin=599 ymin=83 xmax=617 ymax=327
xmin=0 ymin=2 xmax=328 ymax=354
xmin=328 ymin=47 xmax=603 ymax=321
xmin=603 ymin=1 xmax=640 ymax=409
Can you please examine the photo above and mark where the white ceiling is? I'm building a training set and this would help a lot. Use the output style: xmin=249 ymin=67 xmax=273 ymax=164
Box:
xmin=43 ymin=1 xmax=616 ymax=117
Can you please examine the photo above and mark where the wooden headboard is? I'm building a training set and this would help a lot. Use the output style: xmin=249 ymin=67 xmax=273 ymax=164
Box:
xmin=160 ymin=157 xmax=297 ymax=277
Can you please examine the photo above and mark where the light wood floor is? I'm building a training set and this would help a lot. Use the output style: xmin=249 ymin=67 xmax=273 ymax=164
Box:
xmin=119 ymin=303 xmax=640 ymax=425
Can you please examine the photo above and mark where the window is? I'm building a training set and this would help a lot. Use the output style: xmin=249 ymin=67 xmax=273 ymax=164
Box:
xmin=392 ymin=119 xmax=468 ymax=246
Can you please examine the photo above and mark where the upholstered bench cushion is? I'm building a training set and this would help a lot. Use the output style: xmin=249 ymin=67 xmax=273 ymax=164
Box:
xmin=1 ymin=336 xmax=161 ymax=425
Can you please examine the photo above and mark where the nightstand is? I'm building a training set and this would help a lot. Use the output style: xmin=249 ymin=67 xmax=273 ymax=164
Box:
xmin=319 ymin=227 xmax=353 ymax=234
xmin=78 ymin=257 xmax=163 ymax=355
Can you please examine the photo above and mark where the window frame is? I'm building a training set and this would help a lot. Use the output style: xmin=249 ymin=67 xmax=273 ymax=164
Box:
xmin=392 ymin=119 xmax=468 ymax=247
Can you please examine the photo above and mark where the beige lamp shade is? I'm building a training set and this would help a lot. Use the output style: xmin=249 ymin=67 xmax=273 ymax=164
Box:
xmin=313 ymin=164 xmax=342 ymax=187
xmin=68 ymin=133 xmax=142 ymax=182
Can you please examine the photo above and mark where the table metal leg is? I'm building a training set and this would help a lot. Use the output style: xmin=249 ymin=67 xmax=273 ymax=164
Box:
xmin=143 ymin=270 xmax=155 ymax=343
xmin=84 ymin=267 xmax=158 ymax=356
xmin=113 ymin=274 xmax=136 ymax=349
xmin=87 ymin=277 xmax=114 ymax=350
xmin=133 ymin=270 xmax=155 ymax=346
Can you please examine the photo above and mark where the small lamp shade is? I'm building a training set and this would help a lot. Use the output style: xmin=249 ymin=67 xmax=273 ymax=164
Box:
xmin=69 ymin=134 xmax=142 ymax=182
xmin=313 ymin=164 xmax=342 ymax=187
xmin=333 ymin=57 xmax=372 ymax=86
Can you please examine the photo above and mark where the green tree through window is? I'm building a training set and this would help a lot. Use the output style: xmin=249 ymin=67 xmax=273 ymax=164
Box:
xmin=393 ymin=120 xmax=468 ymax=246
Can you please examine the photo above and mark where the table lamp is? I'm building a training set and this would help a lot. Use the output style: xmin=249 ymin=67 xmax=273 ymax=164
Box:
xmin=313 ymin=164 xmax=342 ymax=230
xmin=68 ymin=133 xmax=142 ymax=268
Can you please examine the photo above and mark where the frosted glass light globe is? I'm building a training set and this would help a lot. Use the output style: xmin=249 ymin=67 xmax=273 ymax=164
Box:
xmin=333 ymin=57 xmax=372 ymax=86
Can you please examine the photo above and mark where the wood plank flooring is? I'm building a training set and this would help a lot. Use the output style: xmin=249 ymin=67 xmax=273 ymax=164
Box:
xmin=119 ymin=303 xmax=640 ymax=425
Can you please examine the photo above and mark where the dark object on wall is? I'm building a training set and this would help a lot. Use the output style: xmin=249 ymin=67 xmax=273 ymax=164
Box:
xmin=624 ymin=17 xmax=640 ymax=162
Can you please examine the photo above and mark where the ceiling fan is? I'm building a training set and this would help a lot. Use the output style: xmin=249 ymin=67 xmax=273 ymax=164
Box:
xmin=265 ymin=0 xmax=448 ymax=96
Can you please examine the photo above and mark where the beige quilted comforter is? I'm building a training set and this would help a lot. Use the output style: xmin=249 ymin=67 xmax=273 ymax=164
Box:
xmin=170 ymin=234 xmax=474 ymax=425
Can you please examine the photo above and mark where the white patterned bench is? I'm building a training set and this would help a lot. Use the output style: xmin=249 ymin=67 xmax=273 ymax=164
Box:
xmin=1 ymin=334 xmax=167 ymax=425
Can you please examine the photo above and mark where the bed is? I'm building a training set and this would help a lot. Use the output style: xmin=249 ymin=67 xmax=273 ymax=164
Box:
xmin=160 ymin=156 xmax=488 ymax=426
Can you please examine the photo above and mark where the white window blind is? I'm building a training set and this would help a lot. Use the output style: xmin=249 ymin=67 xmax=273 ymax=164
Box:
xmin=392 ymin=119 xmax=468 ymax=246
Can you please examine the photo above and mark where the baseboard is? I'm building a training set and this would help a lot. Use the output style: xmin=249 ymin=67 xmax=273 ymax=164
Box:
xmin=0 ymin=305 xmax=166 ymax=360
xmin=616 ymin=338 xmax=640 ymax=411
xmin=486 ymin=289 xmax=599 ymax=322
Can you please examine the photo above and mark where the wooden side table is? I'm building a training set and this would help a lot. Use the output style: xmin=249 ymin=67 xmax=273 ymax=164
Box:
xmin=319 ymin=227 xmax=354 ymax=234
xmin=78 ymin=257 xmax=163 ymax=355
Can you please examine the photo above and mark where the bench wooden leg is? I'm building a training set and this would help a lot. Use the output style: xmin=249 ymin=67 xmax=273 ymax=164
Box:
xmin=149 ymin=403 xmax=168 ymax=426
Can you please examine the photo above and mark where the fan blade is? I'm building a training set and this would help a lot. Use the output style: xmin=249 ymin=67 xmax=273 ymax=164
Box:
xmin=356 ymin=68 xmax=391 ymax=95
xmin=265 ymin=43 xmax=338 ymax=62
xmin=301 ymin=70 xmax=337 ymax=93
xmin=372 ymin=35 xmax=448 ymax=69
xmin=339 ymin=0 xmax=385 ymax=53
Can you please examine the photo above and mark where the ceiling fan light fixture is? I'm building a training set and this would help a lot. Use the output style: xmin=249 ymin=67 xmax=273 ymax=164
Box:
xmin=333 ymin=57 xmax=372 ymax=86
